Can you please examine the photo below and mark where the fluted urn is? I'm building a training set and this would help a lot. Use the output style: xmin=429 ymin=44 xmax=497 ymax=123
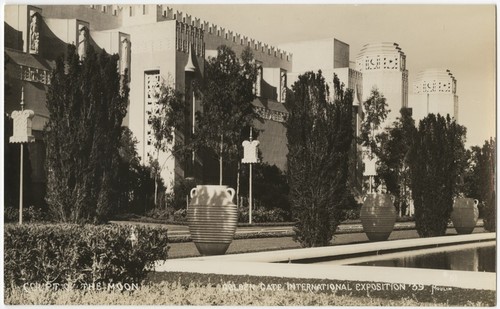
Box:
xmin=187 ymin=185 xmax=238 ymax=255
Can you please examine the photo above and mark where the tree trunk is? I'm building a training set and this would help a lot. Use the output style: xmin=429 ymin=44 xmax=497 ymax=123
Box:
xmin=219 ymin=134 xmax=223 ymax=185
xmin=154 ymin=178 xmax=158 ymax=207
xmin=236 ymin=161 xmax=240 ymax=207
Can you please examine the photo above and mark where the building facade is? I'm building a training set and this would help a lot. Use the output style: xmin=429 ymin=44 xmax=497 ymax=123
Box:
xmin=4 ymin=4 xmax=292 ymax=196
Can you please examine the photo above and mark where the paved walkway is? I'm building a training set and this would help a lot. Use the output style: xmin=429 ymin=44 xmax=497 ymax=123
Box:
xmin=110 ymin=219 xmax=483 ymax=238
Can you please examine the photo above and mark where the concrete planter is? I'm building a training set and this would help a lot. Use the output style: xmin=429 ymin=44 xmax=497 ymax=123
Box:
xmin=187 ymin=185 xmax=238 ymax=255
xmin=451 ymin=198 xmax=479 ymax=234
xmin=360 ymin=194 xmax=396 ymax=241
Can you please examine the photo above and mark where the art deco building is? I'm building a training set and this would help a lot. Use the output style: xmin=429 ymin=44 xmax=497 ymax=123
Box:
xmin=409 ymin=69 xmax=459 ymax=122
xmin=4 ymin=4 xmax=292 ymax=197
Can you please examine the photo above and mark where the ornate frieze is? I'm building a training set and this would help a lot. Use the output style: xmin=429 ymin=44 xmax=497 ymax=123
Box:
xmin=175 ymin=21 xmax=204 ymax=56
xmin=19 ymin=65 xmax=51 ymax=85
xmin=254 ymin=106 xmax=287 ymax=123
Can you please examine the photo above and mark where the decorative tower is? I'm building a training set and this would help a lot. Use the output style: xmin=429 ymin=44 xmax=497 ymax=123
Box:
xmin=410 ymin=69 xmax=458 ymax=122
xmin=356 ymin=42 xmax=408 ymax=127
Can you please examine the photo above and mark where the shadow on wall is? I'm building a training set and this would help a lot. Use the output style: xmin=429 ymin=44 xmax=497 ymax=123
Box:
xmin=261 ymin=80 xmax=277 ymax=101
xmin=40 ymin=19 xmax=68 ymax=61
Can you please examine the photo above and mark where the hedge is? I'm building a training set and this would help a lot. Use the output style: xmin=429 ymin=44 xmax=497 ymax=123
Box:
xmin=4 ymin=224 xmax=169 ymax=290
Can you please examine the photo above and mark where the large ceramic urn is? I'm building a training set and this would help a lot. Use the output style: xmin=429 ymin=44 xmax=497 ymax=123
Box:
xmin=450 ymin=198 xmax=479 ymax=234
xmin=187 ymin=185 xmax=238 ymax=255
xmin=360 ymin=194 xmax=396 ymax=241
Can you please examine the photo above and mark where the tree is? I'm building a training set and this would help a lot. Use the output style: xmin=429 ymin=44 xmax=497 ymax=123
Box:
xmin=475 ymin=138 xmax=496 ymax=231
xmin=194 ymin=45 xmax=256 ymax=185
xmin=44 ymin=45 xmax=128 ymax=224
xmin=287 ymin=71 xmax=353 ymax=247
xmin=408 ymin=114 xmax=466 ymax=237
xmin=115 ymin=127 xmax=166 ymax=215
xmin=358 ymin=87 xmax=390 ymax=193
xmin=375 ymin=108 xmax=416 ymax=216
xmin=149 ymin=83 xmax=186 ymax=205
xmin=359 ymin=87 xmax=390 ymax=156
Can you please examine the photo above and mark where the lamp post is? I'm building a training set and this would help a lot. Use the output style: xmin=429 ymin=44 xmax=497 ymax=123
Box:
xmin=9 ymin=87 xmax=35 ymax=224
xmin=242 ymin=127 xmax=259 ymax=224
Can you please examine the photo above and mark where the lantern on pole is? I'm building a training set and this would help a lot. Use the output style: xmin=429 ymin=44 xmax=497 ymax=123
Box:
xmin=242 ymin=128 xmax=259 ymax=224
xmin=9 ymin=87 xmax=35 ymax=224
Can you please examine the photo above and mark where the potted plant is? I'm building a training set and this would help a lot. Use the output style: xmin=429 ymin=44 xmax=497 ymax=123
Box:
xmin=187 ymin=185 xmax=238 ymax=255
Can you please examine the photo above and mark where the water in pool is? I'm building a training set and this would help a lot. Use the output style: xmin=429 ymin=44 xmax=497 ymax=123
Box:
xmin=314 ymin=241 xmax=496 ymax=272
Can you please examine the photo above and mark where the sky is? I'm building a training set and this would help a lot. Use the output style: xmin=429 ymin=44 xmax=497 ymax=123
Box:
xmin=171 ymin=4 xmax=496 ymax=148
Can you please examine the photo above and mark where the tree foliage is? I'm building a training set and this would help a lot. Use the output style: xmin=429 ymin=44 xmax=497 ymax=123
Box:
xmin=194 ymin=45 xmax=256 ymax=184
xmin=287 ymin=71 xmax=353 ymax=247
xmin=470 ymin=138 xmax=496 ymax=231
xmin=150 ymin=83 xmax=186 ymax=155
xmin=408 ymin=114 xmax=466 ymax=237
xmin=115 ymin=127 xmax=165 ymax=215
xmin=375 ymin=108 xmax=416 ymax=215
xmin=359 ymin=87 xmax=390 ymax=156
xmin=44 ymin=45 xmax=128 ymax=223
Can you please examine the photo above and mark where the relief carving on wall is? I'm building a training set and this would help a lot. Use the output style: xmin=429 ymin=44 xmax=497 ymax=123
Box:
xmin=77 ymin=25 xmax=88 ymax=60
xmin=280 ymin=70 xmax=287 ymax=102
xmin=29 ymin=11 xmax=40 ymax=54
xmin=120 ymin=38 xmax=130 ymax=75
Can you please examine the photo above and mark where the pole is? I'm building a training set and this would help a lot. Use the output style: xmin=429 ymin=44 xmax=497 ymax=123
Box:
xmin=426 ymin=93 xmax=429 ymax=115
xmin=19 ymin=88 xmax=25 ymax=225
xmin=192 ymin=88 xmax=195 ymax=166
xmin=249 ymin=127 xmax=253 ymax=224
xmin=219 ymin=134 xmax=223 ymax=185
xmin=19 ymin=143 xmax=23 ymax=225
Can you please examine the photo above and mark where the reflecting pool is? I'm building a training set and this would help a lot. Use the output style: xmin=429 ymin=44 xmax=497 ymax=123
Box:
xmin=308 ymin=241 xmax=496 ymax=272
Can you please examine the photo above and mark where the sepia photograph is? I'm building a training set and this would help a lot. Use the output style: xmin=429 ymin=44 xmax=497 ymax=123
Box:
xmin=2 ymin=2 xmax=497 ymax=306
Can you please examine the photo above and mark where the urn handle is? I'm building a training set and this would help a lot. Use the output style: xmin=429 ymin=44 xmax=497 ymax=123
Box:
xmin=227 ymin=188 xmax=235 ymax=201
xmin=190 ymin=188 xmax=197 ymax=199
xmin=474 ymin=199 xmax=479 ymax=206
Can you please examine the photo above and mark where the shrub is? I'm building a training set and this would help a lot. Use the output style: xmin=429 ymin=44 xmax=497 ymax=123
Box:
xmin=145 ymin=207 xmax=173 ymax=220
xmin=4 ymin=206 xmax=48 ymax=223
xmin=238 ymin=207 xmax=290 ymax=223
xmin=4 ymin=224 xmax=169 ymax=290
xmin=239 ymin=164 xmax=291 ymax=213
xmin=172 ymin=178 xmax=198 ymax=210
xmin=173 ymin=209 xmax=187 ymax=222
xmin=342 ymin=209 xmax=360 ymax=221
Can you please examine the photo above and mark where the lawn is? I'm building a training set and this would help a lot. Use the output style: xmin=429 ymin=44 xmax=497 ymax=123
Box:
xmin=6 ymin=272 xmax=494 ymax=306
xmin=168 ymin=227 xmax=487 ymax=258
